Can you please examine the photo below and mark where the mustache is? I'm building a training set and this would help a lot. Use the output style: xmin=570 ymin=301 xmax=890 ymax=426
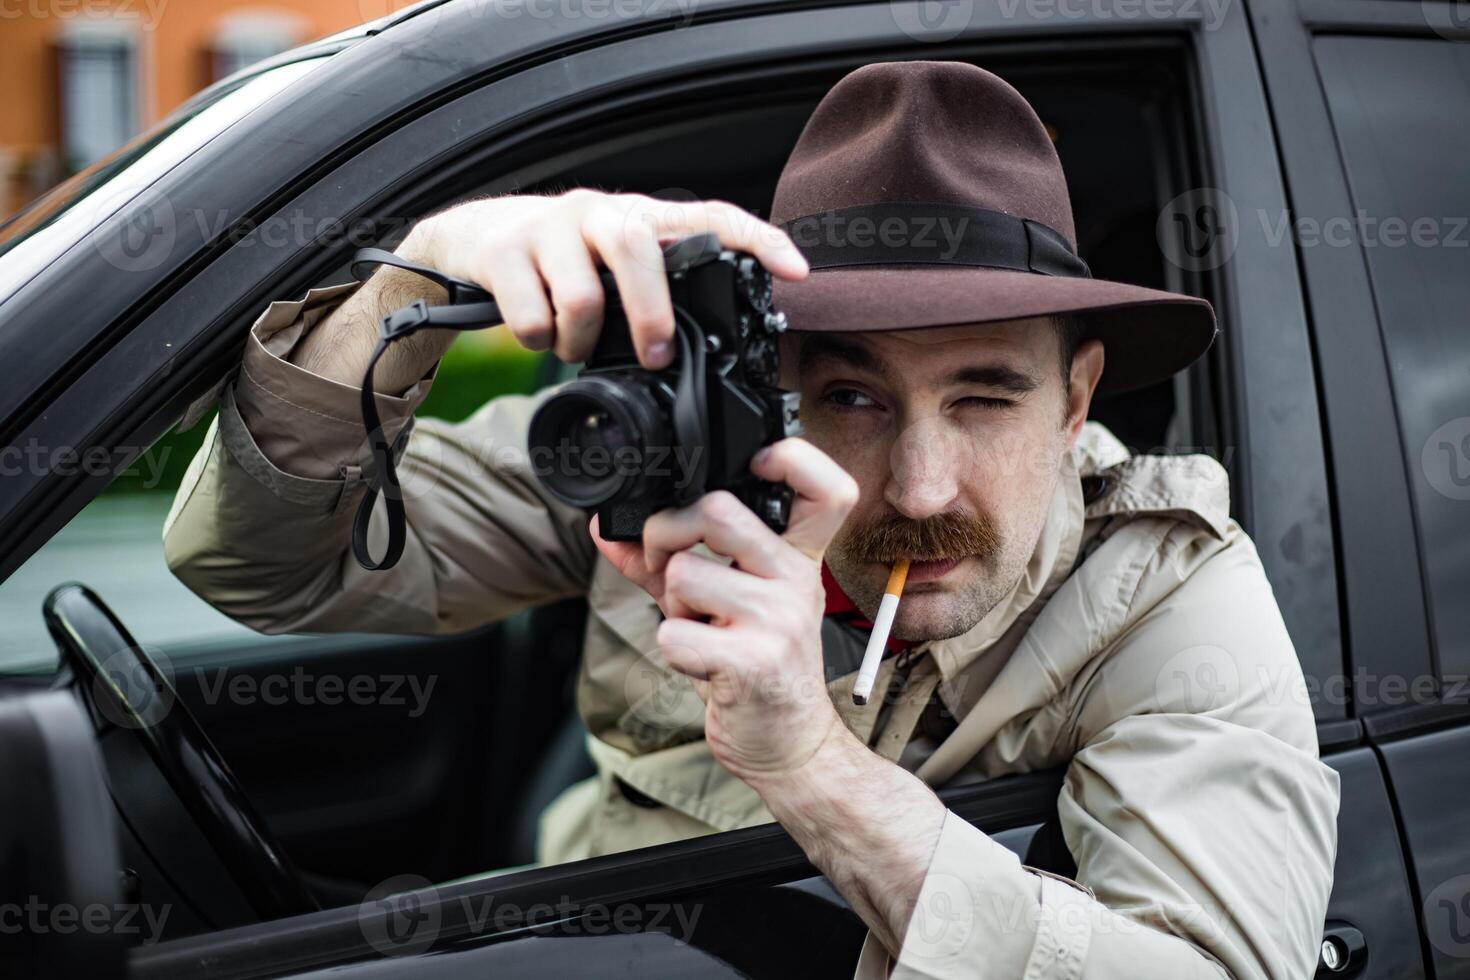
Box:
xmin=839 ymin=510 xmax=1002 ymax=564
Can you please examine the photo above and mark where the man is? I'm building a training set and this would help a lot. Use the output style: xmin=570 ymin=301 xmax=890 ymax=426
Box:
xmin=165 ymin=61 xmax=1339 ymax=978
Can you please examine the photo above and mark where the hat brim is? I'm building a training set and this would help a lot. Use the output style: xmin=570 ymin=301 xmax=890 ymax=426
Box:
xmin=773 ymin=266 xmax=1217 ymax=396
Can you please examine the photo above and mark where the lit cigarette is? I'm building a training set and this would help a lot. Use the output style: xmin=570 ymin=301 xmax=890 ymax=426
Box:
xmin=852 ymin=559 xmax=909 ymax=706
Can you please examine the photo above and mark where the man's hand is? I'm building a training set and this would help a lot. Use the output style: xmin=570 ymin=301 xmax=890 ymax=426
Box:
xmin=591 ymin=437 xmax=858 ymax=783
xmin=592 ymin=437 xmax=947 ymax=958
xmin=290 ymin=190 xmax=809 ymax=392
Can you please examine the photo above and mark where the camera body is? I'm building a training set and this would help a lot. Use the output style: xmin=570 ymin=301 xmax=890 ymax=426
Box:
xmin=528 ymin=234 xmax=801 ymax=541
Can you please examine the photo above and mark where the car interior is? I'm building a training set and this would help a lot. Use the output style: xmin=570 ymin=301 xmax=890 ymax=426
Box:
xmin=5 ymin=44 xmax=1230 ymax=947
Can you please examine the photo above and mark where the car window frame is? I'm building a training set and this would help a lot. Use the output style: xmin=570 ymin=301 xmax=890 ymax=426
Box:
xmin=131 ymin=766 xmax=1066 ymax=977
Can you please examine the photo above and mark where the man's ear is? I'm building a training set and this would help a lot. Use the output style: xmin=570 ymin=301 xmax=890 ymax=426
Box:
xmin=1064 ymin=339 xmax=1105 ymax=448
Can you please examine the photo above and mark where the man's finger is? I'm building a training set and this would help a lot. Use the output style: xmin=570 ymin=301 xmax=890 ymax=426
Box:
xmin=656 ymin=617 xmax=740 ymax=682
xmin=532 ymin=224 xmax=605 ymax=364
xmin=649 ymin=199 xmax=810 ymax=282
xmin=749 ymin=438 xmax=860 ymax=561
xmin=642 ymin=491 xmax=793 ymax=579
xmin=591 ymin=515 xmax=710 ymax=620
xmin=582 ymin=205 xmax=676 ymax=370
xmin=590 ymin=515 xmax=658 ymax=591
xmin=660 ymin=550 xmax=773 ymax=624
xmin=484 ymin=249 xmax=555 ymax=352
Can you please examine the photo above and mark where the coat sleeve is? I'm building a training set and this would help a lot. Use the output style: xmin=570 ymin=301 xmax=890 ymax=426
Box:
xmin=162 ymin=283 xmax=597 ymax=635
xmin=854 ymin=528 xmax=1341 ymax=980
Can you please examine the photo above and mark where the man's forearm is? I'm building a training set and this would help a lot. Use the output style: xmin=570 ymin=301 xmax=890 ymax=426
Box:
xmin=290 ymin=223 xmax=456 ymax=393
xmin=749 ymin=725 xmax=947 ymax=955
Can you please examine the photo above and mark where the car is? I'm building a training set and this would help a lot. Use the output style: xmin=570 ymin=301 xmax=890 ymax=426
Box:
xmin=0 ymin=0 xmax=1467 ymax=975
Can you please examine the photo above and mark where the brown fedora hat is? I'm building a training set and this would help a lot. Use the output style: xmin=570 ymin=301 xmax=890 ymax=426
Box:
xmin=769 ymin=61 xmax=1217 ymax=395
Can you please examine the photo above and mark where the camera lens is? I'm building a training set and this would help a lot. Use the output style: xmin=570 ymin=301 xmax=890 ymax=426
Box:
xmin=565 ymin=408 xmax=626 ymax=465
xmin=528 ymin=375 xmax=669 ymax=509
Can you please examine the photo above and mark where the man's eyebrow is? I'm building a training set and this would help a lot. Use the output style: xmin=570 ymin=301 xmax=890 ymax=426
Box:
xmin=796 ymin=335 xmax=889 ymax=379
xmin=797 ymin=335 xmax=1040 ymax=395
xmin=947 ymin=364 xmax=1040 ymax=395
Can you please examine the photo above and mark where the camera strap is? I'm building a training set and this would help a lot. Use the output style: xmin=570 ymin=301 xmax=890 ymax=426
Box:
xmin=668 ymin=308 xmax=709 ymax=506
xmin=348 ymin=242 xmax=714 ymax=571
xmin=349 ymin=248 xmax=506 ymax=571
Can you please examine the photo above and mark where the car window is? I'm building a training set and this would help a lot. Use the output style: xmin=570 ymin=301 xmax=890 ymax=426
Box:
xmin=1313 ymin=36 xmax=1470 ymax=682
xmin=0 ymin=332 xmax=545 ymax=674
xmin=0 ymin=57 xmax=324 ymax=301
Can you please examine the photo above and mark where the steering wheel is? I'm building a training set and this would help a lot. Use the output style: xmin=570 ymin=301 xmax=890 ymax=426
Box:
xmin=44 ymin=582 xmax=320 ymax=920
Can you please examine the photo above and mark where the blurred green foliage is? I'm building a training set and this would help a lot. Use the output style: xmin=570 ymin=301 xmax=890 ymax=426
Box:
xmin=104 ymin=337 xmax=547 ymax=496
xmin=417 ymin=338 xmax=545 ymax=423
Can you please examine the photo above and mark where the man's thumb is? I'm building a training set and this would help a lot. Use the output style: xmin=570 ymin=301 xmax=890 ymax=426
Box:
xmin=590 ymin=514 xmax=658 ymax=592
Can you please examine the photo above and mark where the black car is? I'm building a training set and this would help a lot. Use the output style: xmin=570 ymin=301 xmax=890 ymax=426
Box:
xmin=0 ymin=0 xmax=1467 ymax=976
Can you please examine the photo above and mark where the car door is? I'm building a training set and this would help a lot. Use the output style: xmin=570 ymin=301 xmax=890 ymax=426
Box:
xmin=0 ymin=0 xmax=1385 ymax=974
xmin=1251 ymin=3 xmax=1470 ymax=976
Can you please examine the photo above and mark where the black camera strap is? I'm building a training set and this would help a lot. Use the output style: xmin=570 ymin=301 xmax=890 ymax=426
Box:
xmin=348 ymin=243 xmax=714 ymax=572
xmin=669 ymin=308 xmax=709 ymax=506
xmin=348 ymin=249 xmax=505 ymax=571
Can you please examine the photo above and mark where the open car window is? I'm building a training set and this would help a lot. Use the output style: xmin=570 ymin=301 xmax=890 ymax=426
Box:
xmin=0 ymin=327 xmax=546 ymax=675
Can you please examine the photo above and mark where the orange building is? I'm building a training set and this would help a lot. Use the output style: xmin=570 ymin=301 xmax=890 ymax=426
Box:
xmin=1 ymin=0 xmax=384 ymax=218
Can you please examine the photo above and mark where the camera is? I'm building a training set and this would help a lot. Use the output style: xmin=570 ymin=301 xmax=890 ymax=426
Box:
xmin=527 ymin=233 xmax=801 ymax=541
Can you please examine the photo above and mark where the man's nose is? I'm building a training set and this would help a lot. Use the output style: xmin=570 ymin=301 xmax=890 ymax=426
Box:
xmin=884 ymin=416 xmax=965 ymax=519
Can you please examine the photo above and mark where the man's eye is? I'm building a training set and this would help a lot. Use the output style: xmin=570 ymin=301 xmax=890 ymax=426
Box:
xmin=823 ymin=388 xmax=879 ymax=409
xmin=960 ymin=396 xmax=1014 ymax=410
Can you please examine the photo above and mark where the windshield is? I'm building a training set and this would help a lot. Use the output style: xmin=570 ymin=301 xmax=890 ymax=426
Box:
xmin=0 ymin=58 xmax=325 ymax=299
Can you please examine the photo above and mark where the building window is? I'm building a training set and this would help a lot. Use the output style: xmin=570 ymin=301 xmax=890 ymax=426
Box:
xmin=210 ymin=12 xmax=304 ymax=81
xmin=58 ymin=26 xmax=138 ymax=173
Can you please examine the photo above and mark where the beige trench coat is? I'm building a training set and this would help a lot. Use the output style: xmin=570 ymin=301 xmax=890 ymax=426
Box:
xmin=164 ymin=284 xmax=1340 ymax=980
